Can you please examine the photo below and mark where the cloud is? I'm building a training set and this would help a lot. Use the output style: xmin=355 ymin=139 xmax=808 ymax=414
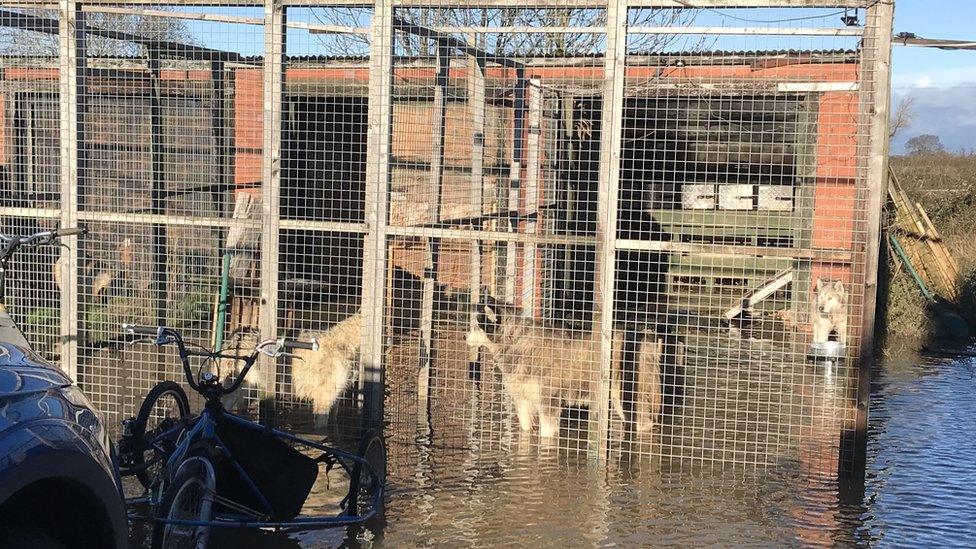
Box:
xmin=892 ymin=64 xmax=976 ymax=89
xmin=891 ymin=85 xmax=976 ymax=154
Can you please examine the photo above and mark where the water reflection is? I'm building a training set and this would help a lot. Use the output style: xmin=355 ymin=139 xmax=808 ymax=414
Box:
xmin=130 ymin=347 xmax=976 ymax=548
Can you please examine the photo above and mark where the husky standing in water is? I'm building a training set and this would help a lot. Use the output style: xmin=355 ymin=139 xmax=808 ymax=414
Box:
xmin=812 ymin=278 xmax=848 ymax=345
xmin=466 ymin=299 xmax=664 ymax=439
xmin=290 ymin=313 xmax=363 ymax=428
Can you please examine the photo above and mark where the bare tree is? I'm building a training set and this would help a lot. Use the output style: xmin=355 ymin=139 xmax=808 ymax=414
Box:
xmin=310 ymin=7 xmax=699 ymax=58
xmin=890 ymin=95 xmax=916 ymax=139
xmin=0 ymin=8 xmax=192 ymax=57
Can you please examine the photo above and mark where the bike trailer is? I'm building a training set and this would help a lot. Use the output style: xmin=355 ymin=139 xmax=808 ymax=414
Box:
xmin=214 ymin=417 xmax=318 ymax=521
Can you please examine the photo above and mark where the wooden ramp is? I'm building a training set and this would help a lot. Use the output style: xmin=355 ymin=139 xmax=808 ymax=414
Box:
xmin=724 ymin=268 xmax=794 ymax=320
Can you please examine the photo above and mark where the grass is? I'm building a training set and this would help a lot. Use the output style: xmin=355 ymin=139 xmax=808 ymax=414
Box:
xmin=879 ymin=154 xmax=976 ymax=351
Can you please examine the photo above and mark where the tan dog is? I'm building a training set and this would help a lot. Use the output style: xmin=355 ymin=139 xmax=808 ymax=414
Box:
xmin=290 ymin=313 xmax=362 ymax=428
xmin=466 ymin=300 xmax=663 ymax=439
xmin=812 ymin=278 xmax=848 ymax=345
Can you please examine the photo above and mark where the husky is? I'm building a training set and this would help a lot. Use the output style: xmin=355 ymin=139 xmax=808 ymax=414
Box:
xmin=812 ymin=278 xmax=848 ymax=345
xmin=290 ymin=313 xmax=362 ymax=428
xmin=466 ymin=299 xmax=663 ymax=439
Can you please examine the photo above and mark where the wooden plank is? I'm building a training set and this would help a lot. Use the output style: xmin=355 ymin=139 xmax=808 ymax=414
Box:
xmin=147 ymin=49 xmax=168 ymax=329
xmin=592 ymin=0 xmax=626 ymax=460
xmin=358 ymin=0 xmax=394 ymax=431
xmin=468 ymin=51 xmax=486 ymax=364
xmin=628 ymin=26 xmax=862 ymax=36
xmin=850 ymin=0 xmax=894 ymax=480
xmin=915 ymin=204 xmax=961 ymax=278
xmin=257 ymin=0 xmax=286 ymax=399
xmin=724 ymin=269 xmax=793 ymax=320
xmin=58 ymin=0 xmax=83 ymax=379
xmin=522 ymin=78 xmax=542 ymax=317
xmin=502 ymin=71 xmax=526 ymax=305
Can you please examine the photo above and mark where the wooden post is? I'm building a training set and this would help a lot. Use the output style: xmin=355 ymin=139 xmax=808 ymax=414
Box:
xmin=508 ymin=70 xmax=526 ymax=308
xmin=522 ymin=78 xmax=542 ymax=317
xmin=468 ymin=50 xmax=486 ymax=365
xmin=849 ymin=0 xmax=894 ymax=479
xmin=210 ymin=61 xmax=229 ymax=222
xmin=147 ymin=50 xmax=167 ymax=330
xmin=591 ymin=0 xmax=626 ymax=460
xmin=58 ymin=0 xmax=83 ymax=379
xmin=419 ymin=40 xmax=450 ymax=410
xmin=258 ymin=0 xmax=286 ymax=399
xmin=359 ymin=0 xmax=394 ymax=431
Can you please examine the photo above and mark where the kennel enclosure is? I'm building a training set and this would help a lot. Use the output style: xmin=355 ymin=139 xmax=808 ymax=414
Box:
xmin=0 ymin=0 xmax=893 ymax=478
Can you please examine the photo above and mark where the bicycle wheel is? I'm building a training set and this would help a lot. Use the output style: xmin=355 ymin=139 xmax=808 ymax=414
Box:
xmin=134 ymin=381 xmax=191 ymax=489
xmin=152 ymin=457 xmax=216 ymax=549
xmin=346 ymin=429 xmax=386 ymax=518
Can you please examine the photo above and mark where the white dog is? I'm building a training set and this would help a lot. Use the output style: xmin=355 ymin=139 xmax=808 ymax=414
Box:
xmin=290 ymin=313 xmax=362 ymax=428
xmin=812 ymin=278 xmax=848 ymax=345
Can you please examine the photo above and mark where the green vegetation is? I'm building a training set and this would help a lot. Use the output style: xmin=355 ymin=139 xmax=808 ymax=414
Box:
xmin=879 ymin=154 xmax=976 ymax=351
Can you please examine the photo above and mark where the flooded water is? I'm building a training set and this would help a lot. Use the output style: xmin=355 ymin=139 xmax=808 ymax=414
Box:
xmin=128 ymin=346 xmax=976 ymax=548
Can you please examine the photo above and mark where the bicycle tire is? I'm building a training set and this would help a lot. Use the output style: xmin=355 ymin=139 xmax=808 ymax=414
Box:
xmin=152 ymin=456 xmax=216 ymax=549
xmin=346 ymin=429 xmax=386 ymax=518
xmin=133 ymin=381 xmax=191 ymax=489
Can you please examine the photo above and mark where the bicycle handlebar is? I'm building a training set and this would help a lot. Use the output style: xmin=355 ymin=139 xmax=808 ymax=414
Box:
xmin=54 ymin=227 xmax=86 ymax=237
xmin=283 ymin=340 xmax=317 ymax=351
xmin=123 ymin=324 xmax=161 ymax=337
xmin=120 ymin=324 xmax=317 ymax=397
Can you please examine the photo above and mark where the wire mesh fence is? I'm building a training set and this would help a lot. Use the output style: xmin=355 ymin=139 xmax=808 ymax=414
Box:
xmin=0 ymin=1 xmax=892 ymax=477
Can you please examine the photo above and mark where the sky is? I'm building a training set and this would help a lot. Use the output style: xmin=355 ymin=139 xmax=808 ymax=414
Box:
xmin=891 ymin=0 xmax=976 ymax=154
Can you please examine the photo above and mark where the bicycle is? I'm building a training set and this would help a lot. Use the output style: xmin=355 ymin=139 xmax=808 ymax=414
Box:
xmin=115 ymin=325 xmax=385 ymax=549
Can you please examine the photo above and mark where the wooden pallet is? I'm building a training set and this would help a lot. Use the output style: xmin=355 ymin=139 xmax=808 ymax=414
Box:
xmin=887 ymin=167 xmax=961 ymax=301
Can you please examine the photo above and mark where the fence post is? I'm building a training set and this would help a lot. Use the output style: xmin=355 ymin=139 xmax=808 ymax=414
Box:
xmin=849 ymin=0 xmax=894 ymax=479
xmin=147 ymin=50 xmax=168 ymax=330
xmin=591 ymin=0 xmax=626 ymax=460
xmin=418 ymin=40 xmax=450 ymax=417
xmin=468 ymin=52 xmax=486 ymax=366
xmin=523 ymin=78 xmax=542 ymax=317
xmin=58 ymin=0 xmax=84 ymax=380
xmin=258 ymin=0 xmax=286 ymax=400
xmin=359 ymin=0 xmax=395 ymax=431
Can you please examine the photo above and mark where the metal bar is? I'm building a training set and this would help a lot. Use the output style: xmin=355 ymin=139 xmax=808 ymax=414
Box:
xmin=627 ymin=26 xmax=863 ymax=36
xmin=82 ymin=6 xmax=371 ymax=35
xmin=414 ymin=26 xmax=607 ymax=34
xmin=258 ymin=0 xmax=286 ymax=399
xmin=74 ymin=211 xmax=256 ymax=229
xmin=147 ymin=49 xmax=168 ymax=329
xmin=418 ymin=40 xmax=450 ymax=413
xmin=849 ymin=0 xmax=894 ymax=480
xmin=0 ymin=9 xmax=244 ymax=62
xmin=58 ymin=0 xmax=83 ymax=380
xmin=522 ymin=78 xmax=542 ymax=317
xmin=0 ymin=207 xmax=60 ymax=219
xmin=359 ymin=0 xmax=395 ymax=432
xmin=59 ymin=0 xmax=876 ymax=7
xmin=615 ymin=239 xmax=854 ymax=262
xmin=388 ymin=225 xmax=595 ymax=246
xmin=392 ymin=17 xmax=524 ymax=69
xmin=888 ymin=235 xmax=935 ymax=302
xmin=507 ymin=69 xmax=526 ymax=307
xmin=591 ymin=0 xmax=626 ymax=460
